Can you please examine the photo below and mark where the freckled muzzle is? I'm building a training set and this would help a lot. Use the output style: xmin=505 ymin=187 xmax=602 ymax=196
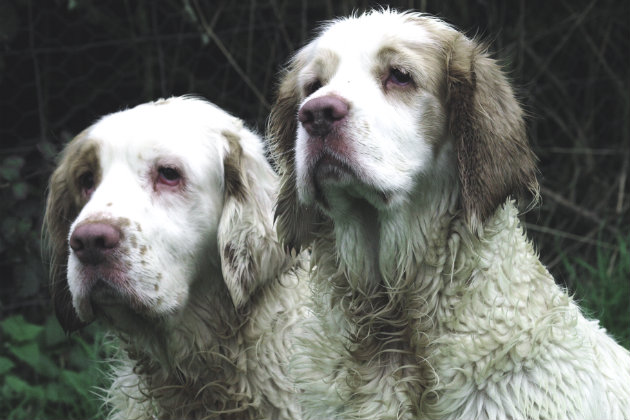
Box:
xmin=69 ymin=217 xmax=142 ymax=323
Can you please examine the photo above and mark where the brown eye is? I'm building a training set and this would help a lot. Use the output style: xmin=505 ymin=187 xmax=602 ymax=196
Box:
xmin=157 ymin=166 xmax=181 ymax=186
xmin=305 ymin=80 xmax=323 ymax=96
xmin=387 ymin=67 xmax=413 ymax=87
xmin=79 ymin=172 xmax=95 ymax=198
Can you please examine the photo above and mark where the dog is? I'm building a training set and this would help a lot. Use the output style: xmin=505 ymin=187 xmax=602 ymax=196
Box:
xmin=44 ymin=96 xmax=307 ymax=419
xmin=268 ymin=9 xmax=630 ymax=419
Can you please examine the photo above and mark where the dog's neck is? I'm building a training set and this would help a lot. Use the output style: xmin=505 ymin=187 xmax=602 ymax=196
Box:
xmin=323 ymin=161 xmax=461 ymax=288
xmin=310 ymin=172 xmax=531 ymax=417
xmin=112 ymin=264 xmax=302 ymax=419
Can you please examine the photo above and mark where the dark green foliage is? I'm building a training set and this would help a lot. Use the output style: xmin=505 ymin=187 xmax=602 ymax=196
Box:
xmin=0 ymin=314 xmax=112 ymax=419
xmin=0 ymin=1 xmax=627 ymax=419
xmin=562 ymin=235 xmax=630 ymax=349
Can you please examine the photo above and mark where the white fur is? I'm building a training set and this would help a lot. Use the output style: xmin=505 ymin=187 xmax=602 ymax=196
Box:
xmin=45 ymin=96 xmax=307 ymax=419
xmin=269 ymin=10 xmax=630 ymax=420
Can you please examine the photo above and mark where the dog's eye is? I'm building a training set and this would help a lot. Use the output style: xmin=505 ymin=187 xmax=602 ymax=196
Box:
xmin=387 ymin=67 xmax=413 ymax=87
xmin=79 ymin=171 xmax=95 ymax=198
xmin=157 ymin=166 xmax=181 ymax=186
xmin=304 ymin=80 xmax=323 ymax=96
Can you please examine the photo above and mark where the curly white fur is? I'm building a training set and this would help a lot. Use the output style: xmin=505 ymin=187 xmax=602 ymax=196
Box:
xmin=44 ymin=96 xmax=307 ymax=419
xmin=268 ymin=10 xmax=630 ymax=420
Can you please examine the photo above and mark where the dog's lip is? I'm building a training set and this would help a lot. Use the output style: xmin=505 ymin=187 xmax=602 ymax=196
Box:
xmin=311 ymin=149 xmax=357 ymax=180
xmin=90 ymin=279 xmax=125 ymax=305
xmin=307 ymin=149 xmax=394 ymax=210
xmin=75 ymin=271 xmax=145 ymax=321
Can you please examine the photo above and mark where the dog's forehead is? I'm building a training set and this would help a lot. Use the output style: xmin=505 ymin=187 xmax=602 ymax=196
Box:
xmin=315 ymin=12 xmax=438 ymax=57
xmin=87 ymin=99 xmax=231 ymax=164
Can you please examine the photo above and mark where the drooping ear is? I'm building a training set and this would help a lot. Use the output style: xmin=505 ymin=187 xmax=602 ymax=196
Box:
xmin=217 ymin=129 xmax=293 ymax=309
xmin=267 ymin=60 xmax=321 ymax=253
xmin=446 ymin=34 xmax=538 ymax=229
xmin=42 ymin=133 xmax=95 ymax=333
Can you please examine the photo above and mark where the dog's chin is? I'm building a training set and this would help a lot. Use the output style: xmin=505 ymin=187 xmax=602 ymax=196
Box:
xmin=76 ymin=281 xmax=157 ymax=334
xmin=301 ymin=154 xmax=396 ymax=212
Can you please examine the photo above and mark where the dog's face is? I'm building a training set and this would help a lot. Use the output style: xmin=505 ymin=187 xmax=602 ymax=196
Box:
xmin=65 ymin=100 xmax=226 ymax=327
xmin=293 ymin=13 xmax=448 ymax=211
xmin=269 ymin=10 xmax=537 ymax=249
xmin=45 ymin=97 xmax=283 ymax=332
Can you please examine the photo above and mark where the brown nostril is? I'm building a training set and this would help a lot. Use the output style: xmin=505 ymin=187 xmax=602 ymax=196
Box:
xmin=298 ymin=95 xmax=349 ymax=137
xmin=70 ymin=222 xmax=121 ymax=265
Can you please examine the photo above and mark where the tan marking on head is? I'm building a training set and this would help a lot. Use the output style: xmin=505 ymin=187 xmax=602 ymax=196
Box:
xmin=446 ymin=34 xmax=538 ymax=227
xmin=43 ymin=130 xmax=102 ymax=332
xmin=222 ymin=130 xmax=247 ymax=201
xmin=300 ymin=49 xmax=340 ymax=96
xmin=268 ymin=51 xmax=323 ymax=252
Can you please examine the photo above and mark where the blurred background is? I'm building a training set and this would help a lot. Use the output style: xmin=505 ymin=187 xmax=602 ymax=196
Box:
xmin=0 ymin=0 xmax=628 ymax=418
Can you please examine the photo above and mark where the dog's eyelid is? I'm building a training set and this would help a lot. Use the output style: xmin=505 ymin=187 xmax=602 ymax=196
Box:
xmin=77 ymin=170 xmax=96 ymax=198
xmin=158 ymin=166 xmax=180 ymax=179
xmin=78 ymin=171 xmax=94 ymax=186
xmin=155 ymin=163 xmax=184 ymax=187
xmin=385 ymin=66 xmax=414 ymax=88
xmin=304 ymin=79 xmax=323 ymax=96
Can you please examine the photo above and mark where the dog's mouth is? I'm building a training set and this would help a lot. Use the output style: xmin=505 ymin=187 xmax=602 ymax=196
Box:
xmin=313 ymin=151 xmax=357 ymax=183
xmin=75 ymin=273 xmax=153 ymax=330
xmin=308 ymin=150 xmax=392 ymax=211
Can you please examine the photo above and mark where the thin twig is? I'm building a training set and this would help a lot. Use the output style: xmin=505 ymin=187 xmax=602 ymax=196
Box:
xmin=529 ymin=0 xmax=597 ymax=86
xmin=28 ymin=0 xmax=47 ymax=143
xmin=617 ymin=151 xmax=629 ymax=215
xmin=543 ymin=225 xmax=599 ymax=270
xmin=524 ymin=223 xmax=616 ymax=250
xmin=540 ymin=147 xmax=619 ymax=156
xmin=191 ymin=0 xmax=270 ymax=109
xmin=540 ymin=185 xmax=619 ymax=235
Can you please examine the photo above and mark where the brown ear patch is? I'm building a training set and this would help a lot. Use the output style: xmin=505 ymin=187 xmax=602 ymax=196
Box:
xmin=222 ymin=130 xmax=246 ymax=202
xmin=44 ymin=132 xmax=100 ymax=333
xmin=222 ymin=242 xmax=255 ymax=308
xmin=268 ymin=64 xmax=324 ymax=253
xmin=446 ymin=37 xmax=538 ymax=227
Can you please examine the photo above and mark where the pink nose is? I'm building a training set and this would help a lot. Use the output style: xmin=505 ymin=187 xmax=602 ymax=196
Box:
xmin=69 ymin=222 xmax=121 ymax=265
xmin=298 ymin=95 xmax=349 ymax=137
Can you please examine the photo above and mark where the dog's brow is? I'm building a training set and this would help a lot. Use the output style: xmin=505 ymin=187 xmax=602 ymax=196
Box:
xmin=308 ymin=49 xmax=340 ymax=77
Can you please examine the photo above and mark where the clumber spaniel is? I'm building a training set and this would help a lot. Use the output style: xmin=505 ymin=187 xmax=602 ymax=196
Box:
xmin=268 ymin=10 xmax=630 ymax=420
xmin=44 ymin=96 xmax=306 ymax=419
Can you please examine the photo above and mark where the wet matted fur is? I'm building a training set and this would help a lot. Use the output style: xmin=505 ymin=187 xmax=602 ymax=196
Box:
xmin=44 ymin=96 xmax=307 ymax=419
xmin=268 ymin=9 xmax=630 ymax=420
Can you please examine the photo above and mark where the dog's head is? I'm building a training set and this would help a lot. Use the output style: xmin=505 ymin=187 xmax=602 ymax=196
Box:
xmin=44 ymin=97 xmax=287 ymax=333
xmin=269 ymin=10 xmax=537 ymax=249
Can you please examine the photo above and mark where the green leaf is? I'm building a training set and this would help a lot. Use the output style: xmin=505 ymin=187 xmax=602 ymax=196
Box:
xmin=8 ymin=342 xmax=40 ymax=370
xmin=0 ymin=156 xmax=24 ymax=181
xmin=3 ymin=374 xmax=30 ymax=395
xmin=60 ymin=370 xmax=91 ymax=398
xmin=44 ymin=315 xmax=68 ymax=347
xmin=0 ymin=356 xmax=15 ymax=375
xmin=45 ymin=382 xmax=74 ymax=403
xmin=0 ymin=315 xmax=44 ymax=342
xmin=38 ymin=140 xmax=58 ymax=161
xmin=8 ymin=340 xmax=59 ymax=377
xmin=35 ymin=353 xmax=61 ymax=378
xmin=11 ymin=181 xmax=29 ymax=200
xmin=15 ymin=263 xmax=42 ymax=298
